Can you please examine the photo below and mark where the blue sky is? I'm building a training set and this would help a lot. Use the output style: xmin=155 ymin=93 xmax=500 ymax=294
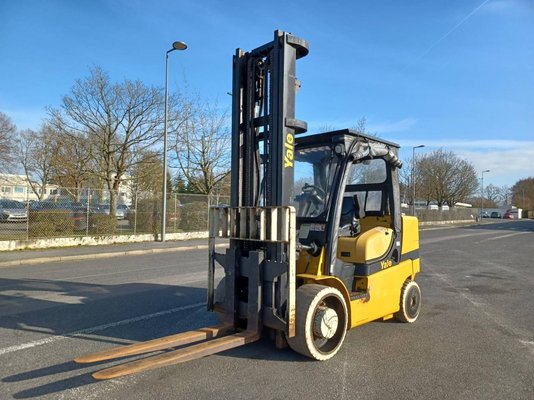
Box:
xmin=1 ymin=0 xmax=533 ymax=187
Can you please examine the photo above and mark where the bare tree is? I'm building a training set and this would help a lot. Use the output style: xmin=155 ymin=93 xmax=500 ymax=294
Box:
xmin=169 ymin=98 xmax=231 ymax=197
xmin=499 ymin=185 xmax=512 ymax=206
xmin=484 ymin=184 xmax=501 ymax=205
xmin=511 ymin=177 xmax=534 ymax=210
xmin=18 ymin=126 xmax=58 ymax=200
xmin=129 ymin=150 xmax=163 ymax=194
xmin=398 ymin=162 xmax=412 ymax=205
xmin=316 ymin=117 xmax=368 ymax=135
xmin=316 ymin=124 xmax=337 ymax=133
xmin=351 ymin=117 xmax=368 ymax=134
xmin=49 ymin=67 xmax=165 ymax=215
xmin=416 ymin=149 xmax=478 ymax=207
xmin=0 ymin=112 xmax=17 ymax=171
xmin=50 ymin=130 xmax=92 ymax=201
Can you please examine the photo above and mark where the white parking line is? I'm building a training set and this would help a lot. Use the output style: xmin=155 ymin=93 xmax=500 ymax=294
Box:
xmin=0 ymin=302 xmax=205 ymax=356
xmin=421 ymin=230 xmax=498 ymax=244
xmin=475 ymin=231 xmax=531 ymax=243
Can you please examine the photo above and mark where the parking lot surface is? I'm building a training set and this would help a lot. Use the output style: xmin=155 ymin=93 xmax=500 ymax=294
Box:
xmin=0 ymin=220 xmax=533 ymax=399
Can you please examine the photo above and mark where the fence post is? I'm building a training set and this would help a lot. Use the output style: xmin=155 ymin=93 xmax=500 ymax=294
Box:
xmin=174 ymin=193 xmax=177 ymax=232
xmin=86 ymin=188 xmax=90 ymax=236
xmin=134 ymin=191 xmax=138 ymax=235
xmin=25 ymin=182 xmax=30 ymax=241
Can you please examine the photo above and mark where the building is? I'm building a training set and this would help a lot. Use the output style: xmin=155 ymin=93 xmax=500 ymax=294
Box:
xmin=0 ymin=173 xmax=134 ymax=206
xmin=0 ymin=174 xmax=59 ymax=202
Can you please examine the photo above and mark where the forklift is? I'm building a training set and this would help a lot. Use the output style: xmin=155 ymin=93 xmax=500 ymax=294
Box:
xmin=75 ymin=30 xmax=421 ymax=378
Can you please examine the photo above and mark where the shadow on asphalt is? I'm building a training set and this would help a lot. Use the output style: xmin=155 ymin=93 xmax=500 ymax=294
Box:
xmin=1 ymin=278 xmax=308 ymax=397
xmin=458 ymin=219 xmax=534 ymax=232
xmin=9 ymin=373 xmax=96 ymax=399
xmin=0 ymin=281 xmax=213 ymax=397
xmin=0 ymin=280 xmax=207 ymax=341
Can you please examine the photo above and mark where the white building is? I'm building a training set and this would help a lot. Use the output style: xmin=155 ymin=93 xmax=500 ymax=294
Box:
xmin=0 ymin=174 xmax=59 ymax=202
xmin=0 ymin=173 xmax=135 ymax=206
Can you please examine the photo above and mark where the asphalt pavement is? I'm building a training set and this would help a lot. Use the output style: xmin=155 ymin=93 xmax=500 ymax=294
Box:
xmin=0 ymin=220 xmax=533 ymax=399
xmin=0 ymin=221 xmax=476 ymax=267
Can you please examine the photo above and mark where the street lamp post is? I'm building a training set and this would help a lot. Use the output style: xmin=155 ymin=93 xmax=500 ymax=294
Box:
xmin=412 ymin=145 xmax=425 ymax=216
xmin=480 ymin=169 xmax=490 ymax=221
xmin=161 ymin=41 xmax=187 ymax=242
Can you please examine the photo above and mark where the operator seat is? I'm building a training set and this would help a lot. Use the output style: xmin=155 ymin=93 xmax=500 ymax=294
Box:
xmin=339 ymin=195 xmax=363 ymax=236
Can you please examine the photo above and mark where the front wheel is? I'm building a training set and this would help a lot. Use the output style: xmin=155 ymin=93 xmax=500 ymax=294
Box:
xmin=287 ymin=284 xmax=348 ymax=360
xmin=394 ymin=280 xmax=421 ymax=323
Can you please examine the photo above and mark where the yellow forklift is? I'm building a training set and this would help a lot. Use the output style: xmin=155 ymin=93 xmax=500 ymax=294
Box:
xmin=75 ymin=30 xmax=421 ymax=378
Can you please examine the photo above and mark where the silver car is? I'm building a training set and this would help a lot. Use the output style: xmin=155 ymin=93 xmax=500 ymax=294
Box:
xmin=116 ymin=204 xmax=129 ymax=220
xmin=96 ymin=203 xmax=128 ymax=219
xmin=0 ymin=199 xmax=28 ymax=222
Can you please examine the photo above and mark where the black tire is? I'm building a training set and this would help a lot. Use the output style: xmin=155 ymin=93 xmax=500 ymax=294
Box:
xmin=395 ymin=280 xmax=421 ymax=323
xmin=287 ymin=284 xmax=348 ymax=360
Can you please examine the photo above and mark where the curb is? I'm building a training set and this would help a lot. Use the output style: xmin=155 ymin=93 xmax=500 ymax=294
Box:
xmin=0 ymin=243 xmax=227 ymax=268
xmin=419 ymin=220 xmax=476 ymax=231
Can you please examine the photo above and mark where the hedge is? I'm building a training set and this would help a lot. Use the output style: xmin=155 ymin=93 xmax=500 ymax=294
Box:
xmin=89 ymin=214 xmax=117 ymax=235
xmin=28 ymin=210 xmax=74 ymax=237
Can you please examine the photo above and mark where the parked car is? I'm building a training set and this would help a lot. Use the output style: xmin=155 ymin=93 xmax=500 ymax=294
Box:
xmin=479 ymin=211 xmax=490 ymax=218
xmin=116 ymin=204 xmax=129 ymax=220
xmin=0 ymin=199 xmax=28 ymax=222
xmin=96 ymin=203 xmax=111 ymax=215
xmin=503 ymin=210 xmax=514 ymax=219
xmin=95 ymin=203 xmax=128 ymax=220
xmin=490 ymin=211 xmax=502 ymax=218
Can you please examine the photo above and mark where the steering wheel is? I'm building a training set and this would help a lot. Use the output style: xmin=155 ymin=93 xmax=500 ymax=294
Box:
xmin=302 ymin=183 xmax=326 ymax=200
xmin=299 ymin=184 xmax=326 ymax=217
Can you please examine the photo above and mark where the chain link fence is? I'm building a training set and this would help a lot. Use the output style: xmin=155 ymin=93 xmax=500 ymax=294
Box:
xmin=2 ymin=183 xmax=498 ymax=242
xmin=407 ymin=206 xmax=478 ymax=222
xmin=0 ymin=184 xmax=229 ymax=241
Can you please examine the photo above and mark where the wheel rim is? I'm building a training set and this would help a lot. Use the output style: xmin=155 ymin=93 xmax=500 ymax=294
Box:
xmin=311 ymin=295 xmax=346 ymax=355
xmin=313 ymin=305 xmax=339 ymax=340
xmin=405 ymin=285 xmax=421 ymax=319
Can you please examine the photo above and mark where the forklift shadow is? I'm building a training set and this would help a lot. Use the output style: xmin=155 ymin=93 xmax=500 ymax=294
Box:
xmin=5 ymin=362 xmax=95 ymax=399
xmin=219 ymin=335 xmax=307 ymax=362
xmin=5 ymin=336 xmax=304 ymax=399
xmin=7 ymin=340 xmax=304 ymax=399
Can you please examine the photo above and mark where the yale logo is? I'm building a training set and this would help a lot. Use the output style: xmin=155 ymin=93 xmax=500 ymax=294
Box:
xmin=284 ymin=132 xmax=294 ymax=168
xmin=380 ymin=259 xmax=393 ymax=270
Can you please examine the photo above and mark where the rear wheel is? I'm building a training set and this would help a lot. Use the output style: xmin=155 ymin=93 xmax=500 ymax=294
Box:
xmin=394 ymin=280 xmax=421 ymax=323
xmin=287 ymin=284 xmax=348 ymax=360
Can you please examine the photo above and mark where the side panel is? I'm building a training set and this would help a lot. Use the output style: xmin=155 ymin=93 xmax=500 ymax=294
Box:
xmin=401 ymin=215 xmax=419 ymax=255
xmin=349 ymin=260 xmax=413 ymax=327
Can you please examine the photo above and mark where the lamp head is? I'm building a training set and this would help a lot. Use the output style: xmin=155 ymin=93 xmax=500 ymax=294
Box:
xmin=172 ymin=41 xmax=187 ymax=51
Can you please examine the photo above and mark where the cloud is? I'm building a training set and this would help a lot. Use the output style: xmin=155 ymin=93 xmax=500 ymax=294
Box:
xmin=481 ymin=0 xmax=533 ymax=13
xmin=397 ymin=138 xmax=534 ymax=185
xmin=367 ymin=117 xmax=418 ymax=134
xmin=456 ymin=147 xmax=534 ymax=177
xmin=307 ymin=116 xmax=418 ymax=134
xmin=398 ymin=139 xmax=534 ymax=150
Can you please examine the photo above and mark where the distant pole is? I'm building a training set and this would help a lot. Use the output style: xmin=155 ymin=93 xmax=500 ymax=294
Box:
xmin=412 ymin=145 xmax=425 ymax=216
xmin=480 ymin=169 xmax=490 ymax=220
xmin=161 ymin=41 xmax=187 ymax=242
